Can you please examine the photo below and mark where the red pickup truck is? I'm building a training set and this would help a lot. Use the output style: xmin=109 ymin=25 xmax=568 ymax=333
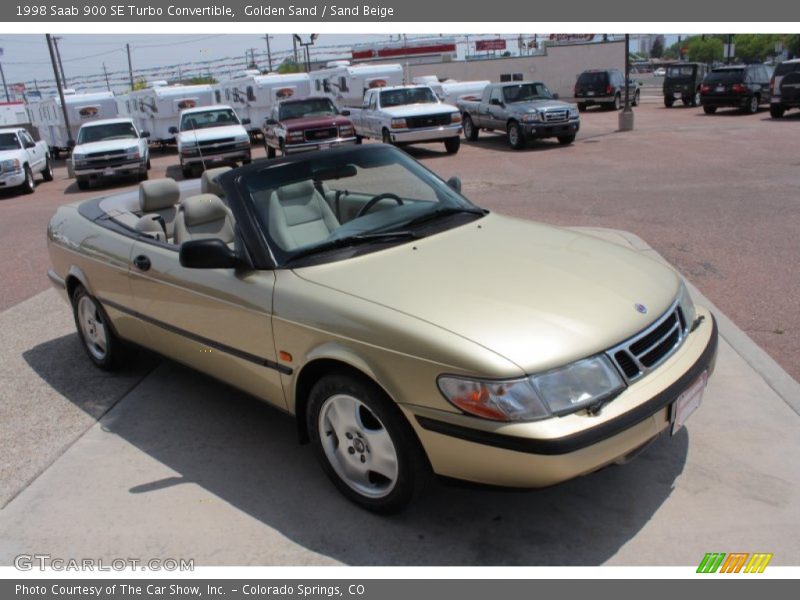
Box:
xmin=262 ymin=97 xmax=357 ymax=158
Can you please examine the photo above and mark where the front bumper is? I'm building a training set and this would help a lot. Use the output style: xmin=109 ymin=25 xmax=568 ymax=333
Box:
xmin=283 ymin=136 xmax=358 ymax=154
xmin=523 ymin=119 xmax=580 ymax=139
xmin=405 ymin=307 xmax=717 ymax=487
xmin=181 ymin=148 xmax=250 ymax=166
xmin=0 ymin=170 xmax=26 ymax=187
xmin=388 ymin=124 xmax=462 ymax=144
xmin=73 ymin=159 xmax=144 ymax=178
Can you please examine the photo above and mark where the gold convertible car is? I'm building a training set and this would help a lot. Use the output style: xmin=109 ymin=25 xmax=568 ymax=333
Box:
xmin=47 ymin=145 xmax=717 ymax=513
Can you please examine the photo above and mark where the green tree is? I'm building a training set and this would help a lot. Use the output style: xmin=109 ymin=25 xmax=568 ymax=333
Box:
xmin=277 ymin=60 xmax=303 ymax=74
xmin=650 ymin=37 xmax=664 ymax=59
xmin=187 ymin=76 xmax=217 ymax=85
xmin=132 ymin=77 xmax=149 ymax=91
xmin=687 ymin=37 xmax=723 ymax=63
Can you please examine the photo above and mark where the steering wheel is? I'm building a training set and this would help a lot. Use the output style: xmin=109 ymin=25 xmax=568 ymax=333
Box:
xmin=355 ymin=193 xmax=404 ymax=218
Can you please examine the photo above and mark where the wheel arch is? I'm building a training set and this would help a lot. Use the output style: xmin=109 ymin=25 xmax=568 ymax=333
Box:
xmin=64 ymin=266 xmax=93 ymax=301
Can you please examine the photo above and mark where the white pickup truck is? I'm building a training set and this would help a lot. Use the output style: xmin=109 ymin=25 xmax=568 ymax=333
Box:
xmin=348 ymin=85 xmax=462 ymax=154
xmin=0 ymin=128 xmax=53 ymax=195
xmin=70 ymin=118 xmax=151 ymax=190
xmin=169 ymin=104 xmax=252 ymax=178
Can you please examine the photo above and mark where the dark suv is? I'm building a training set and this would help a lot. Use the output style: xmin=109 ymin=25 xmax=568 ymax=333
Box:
xmin=700 ymin=65 xmax=772 ymax=114
xmin=663 ymin=62 xmax=709 ymax=107
xmin=574 ymin=69 xmax=640 ymax=111
xmin=769 ymin=59 xmax=800 ymax=119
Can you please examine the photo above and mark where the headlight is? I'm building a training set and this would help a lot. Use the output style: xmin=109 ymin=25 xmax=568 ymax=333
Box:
xmin=390 ymin=118 xmax=407 ymax=129
xmin=286 ymin=131 xmax=304 ymax=142
xmin=450 ymin=112 xmax=462 ymax=123
xmin=521 ymin=112 xmax=541 ymax=123
xmin=71 ymin=153 xmax=85 ymax=162
xmin=125 ymin=148 xmax=140 ymax=160
xmin=677 ymin=281 xmax=696 ymax=331
xmin=2 ymin=159 xmax=22 ymax=172
xmin=339 ymin=125 xmax=355 ymax=137
xmin=569 ymin=107 xmax=579 ymax=118
xmin=438 ymin=355 xmax=625 ymax=422
xmin=235 ymin=135 xmax=250 ymax=146
xmin=181 ymin=142 xmax=197 ymax=150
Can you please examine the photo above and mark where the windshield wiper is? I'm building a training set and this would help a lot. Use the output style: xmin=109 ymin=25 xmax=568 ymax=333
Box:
xmin=287 ymin=231 xmax=421 ymax=263
xmin=401 ymin=206 xmax=486 ymax=229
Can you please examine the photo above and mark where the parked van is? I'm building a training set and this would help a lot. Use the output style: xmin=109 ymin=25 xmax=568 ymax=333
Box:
xmin=310 ymin=61 xmax=404 ymax=109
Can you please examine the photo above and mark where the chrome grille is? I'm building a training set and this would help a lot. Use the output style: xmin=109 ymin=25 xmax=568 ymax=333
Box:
xmin=607 ymin=302 xmax=688 ymax=383
xmin=304 ymin=127 xmax=337 ymax=142
xmin=544 ymin=110 xmax=568 ymax=123
xmin=405 ymin=113 xmax=452 ymax=129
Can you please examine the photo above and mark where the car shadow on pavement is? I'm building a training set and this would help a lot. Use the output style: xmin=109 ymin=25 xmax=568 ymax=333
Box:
xmin=459 ymin=135 xmax=578 ymax=155
xmin=23 ymin=337 xmax=688 ymax=566
xmin=63 ymin=175 xmax=144 ymax=195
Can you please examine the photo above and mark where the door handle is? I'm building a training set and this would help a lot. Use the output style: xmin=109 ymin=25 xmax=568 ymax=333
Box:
xmin=133 ymin=255 xmax=151 ymax=272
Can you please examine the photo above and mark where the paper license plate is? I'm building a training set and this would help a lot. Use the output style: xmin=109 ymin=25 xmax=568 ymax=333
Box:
xmin=102 ymin=168 xmax=116 ymax=176
xmin=673 ymin=92 xmax=683 ymax=98
xmin=671 ymin=371 xmax=708 ymax=435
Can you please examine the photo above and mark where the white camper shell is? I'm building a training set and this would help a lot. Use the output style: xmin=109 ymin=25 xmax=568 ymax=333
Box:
xmin=412 ymin=76 xmax=491 ymax=105
xmin=27 ymin=90 xmax=117 ymax=157
xmin=213 ymin=71 xmax=312 ymax=135
xmin=116 ymin=83 xmax=214 ymax=143
xmin=310 ymin=62 xmax=404 ymax=109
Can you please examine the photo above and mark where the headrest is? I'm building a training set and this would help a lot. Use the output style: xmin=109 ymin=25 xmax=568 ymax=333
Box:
xmin=139 ymin=178 xmax=180 ymax=212
xmin=134 ymin=213 xmax=166 ymax=242
xmin=201 ymin=167 xmax=232 ymax=197
xmin=277 ymin=180 xmax=317 ymax=202
xmin=181 ymin=194 xmax=229 ymax=227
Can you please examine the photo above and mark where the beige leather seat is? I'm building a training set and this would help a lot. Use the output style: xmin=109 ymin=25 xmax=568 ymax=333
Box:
xmin=139 ymin=179 xmax=180 ymax=239
xmin=173 ymin=194 xmax=235 ymax=246
xmin=201 ymin=166 xmax=232 ymax=197
xmin=267 ymin=180 xmax=340 ymax=251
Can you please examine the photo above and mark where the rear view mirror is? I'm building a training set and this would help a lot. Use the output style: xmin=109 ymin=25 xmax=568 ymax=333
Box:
xmin=179 ymin=239 xmax=241 ymax=269
xmin=446 ymin=176 xmax=462 ymax=193
xmin=168 ymin=126 xmax=178 ymax=135
xmin=313 ymin=164 xmax=358 ymax=181
xmin=341 ymin=110 xmax=351 ymax=116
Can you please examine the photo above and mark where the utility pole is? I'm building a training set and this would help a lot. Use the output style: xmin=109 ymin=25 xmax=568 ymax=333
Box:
xmin=292 ymin=35 xmax=298 ymax=64
xmin=46 ymin=34 xmax=72 ymax=144
xmin=263 ymin=34 xmax=273 ymax=72
xmin=0 ymin=62 xmax=9 ymax=102
xmin=102 ymin=63 xmax=110 ymax=91
xmin=126 ymin=43 xmax=135 ymax=90
xmin=52 ymin=36 xmax=67 ymax=89
xmin=619 ymin=33 xmax=634 ymax=132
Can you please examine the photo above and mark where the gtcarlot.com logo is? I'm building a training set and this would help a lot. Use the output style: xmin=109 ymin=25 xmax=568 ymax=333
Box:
xmin=697 ymin=552 xmax=773 ymax=574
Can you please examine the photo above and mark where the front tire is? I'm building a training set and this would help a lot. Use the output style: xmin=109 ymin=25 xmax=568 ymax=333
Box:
xmin=632 ymin=90 xmax=640 ymax=107
xmin=76 ymin=177 xmax=90 ymax=190
xmin=444 ymin=136 xmax=460 ymax=154
xmin=307 ymin=374 xmax=430 ymax=514
xmin=746 ymin=95 xmax=759 ymax=114
xmin=21 ymin=165 xmax=35 ymax=194
xmin=462 ymin=114 xmax=479 ymax=141
xmin=507 ymin=121 xmax=525 ymax=150
xmin=72 ymin=285 xmax=121 ymax=371
xmin=382 ymin=129 xmax=393 ymax=146
xmin=691 ymin=91 xmax=701 ymax=107
xmin=612 ymin=94 xmax=621 ymax=110
xmin=181 ymin=163 xmax=193 ymax=179
xmin=557 ymin=134 xmax=576 ymax=145
xmin=577 ymin=103 xmax=587 ymax=112
xmin=770 ymin=104 xmax=785 ymax=119
xmin=703 ymin=106 xmax=717 ymax=115
xmin=266 ymin=143 xmax=276 ymax=159
xmin=664 ymin=96 xmax=675 ymax=108
xmin=42 ymin=155 xmax=54 ymax=182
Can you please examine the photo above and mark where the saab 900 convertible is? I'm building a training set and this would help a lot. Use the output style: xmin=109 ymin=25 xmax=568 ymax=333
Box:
xmin=47 ymin=144 xmax=717 ymax=513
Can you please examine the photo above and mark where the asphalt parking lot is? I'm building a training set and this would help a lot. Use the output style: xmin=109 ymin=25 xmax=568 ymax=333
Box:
xmin=1 ymin=98 xmax=799 ymax=565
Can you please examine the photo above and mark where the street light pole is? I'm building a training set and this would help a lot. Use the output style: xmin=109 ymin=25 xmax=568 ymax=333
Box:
xmin=619 ymin=33 xmax=634 ymax=131
xmin=0 ymin=62 xmax=10 ymax=102
xmin=263 ymin=34 xmax=273 ymax=72
xmin=126 ymin=43 xmax=135 ymax=90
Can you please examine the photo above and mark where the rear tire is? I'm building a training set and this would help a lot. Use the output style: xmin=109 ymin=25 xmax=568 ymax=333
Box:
xmin=557 ymin=134 xmax=576 ymax=145
xmin=71 ymin=285 xmax=122 ymax=371
xmin=42 ymin=155 xmax=54 ymax=182
xmin=691 ymin=91 xmax=701 ymax=107
xmin=266 ymin=142 xmax=276 ymax=158
xmin=612 ymin=94 xmax=621 ymax=110
xmin=507 ymin=121 xmax=525 ymax=150
xmin=746 ymin=95 xmax=759 ymax=114
xmin=770 ymin=104 xmax=785 ymax=119
xmin=354 ymin=135 xmax=363 ymax=145
xmin=632 ymin=90 xmax=640 ymax=107
xmin=664 ymin=97 xmax=675 ymax=108
xmin=703 ymin=106 xmax=717 ymax=115
xmin=444 ymin=136 xmax=460 ymax=154
xmin=462 ymin=114 xmax=479 ymax=141
xmin=307 ymin=373 xmax=431 ymax=514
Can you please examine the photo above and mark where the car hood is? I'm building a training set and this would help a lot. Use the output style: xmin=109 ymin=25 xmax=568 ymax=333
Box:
xmin=294 ymin=213 xmax=680 ymax=373
xmin=381 ymin=103 xmax=458 ymax=118
xmin=282 ymin=115 xmax=352 ymax=132
xmin=509 ymin=99 xmax=575 ymax=112
xmin=73 ymin=139 xmax=140 ymax=154
xmin=0 ymin=149 xmax=26 ymax=160
xmin=178 ymin=125 xmax=248 ymax=144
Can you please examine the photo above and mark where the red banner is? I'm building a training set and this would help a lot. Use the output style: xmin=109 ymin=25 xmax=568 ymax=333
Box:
xmin=475 ymin=39 xmax=507 ymax=51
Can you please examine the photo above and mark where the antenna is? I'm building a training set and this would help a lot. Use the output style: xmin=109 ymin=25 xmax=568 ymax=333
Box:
xmin=188 ymin=115 xmax=207 ymax=172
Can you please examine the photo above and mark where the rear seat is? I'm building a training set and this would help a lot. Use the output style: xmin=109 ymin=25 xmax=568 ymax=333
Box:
xmin=200 ymin=167 xmax=232 ymax=198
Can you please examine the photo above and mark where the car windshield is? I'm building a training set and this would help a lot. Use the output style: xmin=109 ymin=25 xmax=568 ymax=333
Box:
xmin=279 ymin=99 xmax=338 ymax=120
xmin=380 ymin=87 xmax=438 ymax=107
xmin=239 ymin=145 xmax=483 ymax=265
xmin=705 ymin=69 xmax=745 ymax=83
xmin=180 ymin=108 xmax=239 ymax=131
xmin=666 ymin=65 xmax=695 ymax=78
xmin=0 ymin=133 xmax=21 ymax=151
xmin=502 ymin=83 xmax=552 ymax=102
xmin=77 ymin=122 xmax=138 ymax=144
xmin=577 ymin=72 xmax=608 ymax=87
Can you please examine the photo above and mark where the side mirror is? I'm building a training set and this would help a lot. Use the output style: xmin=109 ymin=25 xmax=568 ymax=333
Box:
xmin=179 ymin=239 xmax=241 ymax=269
xmin=25 ymin=140 xmax=36 ymax=149
xmin=168 ymin=126 xmax=178 ymax=135
xmin=340 ymin=109 xmax=351 ymax=116
xmin=241 ymin=118 xmax=251 ymax=125
xmin=446 ymin=176 xmax=462 ymax=193
xmin=552 ymin=93 xmax=560 ymax=100
xmin=265 ymin=118 xmax=278 ymax=126
xmin=140 ymin=130 xmax=150 ymax=138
